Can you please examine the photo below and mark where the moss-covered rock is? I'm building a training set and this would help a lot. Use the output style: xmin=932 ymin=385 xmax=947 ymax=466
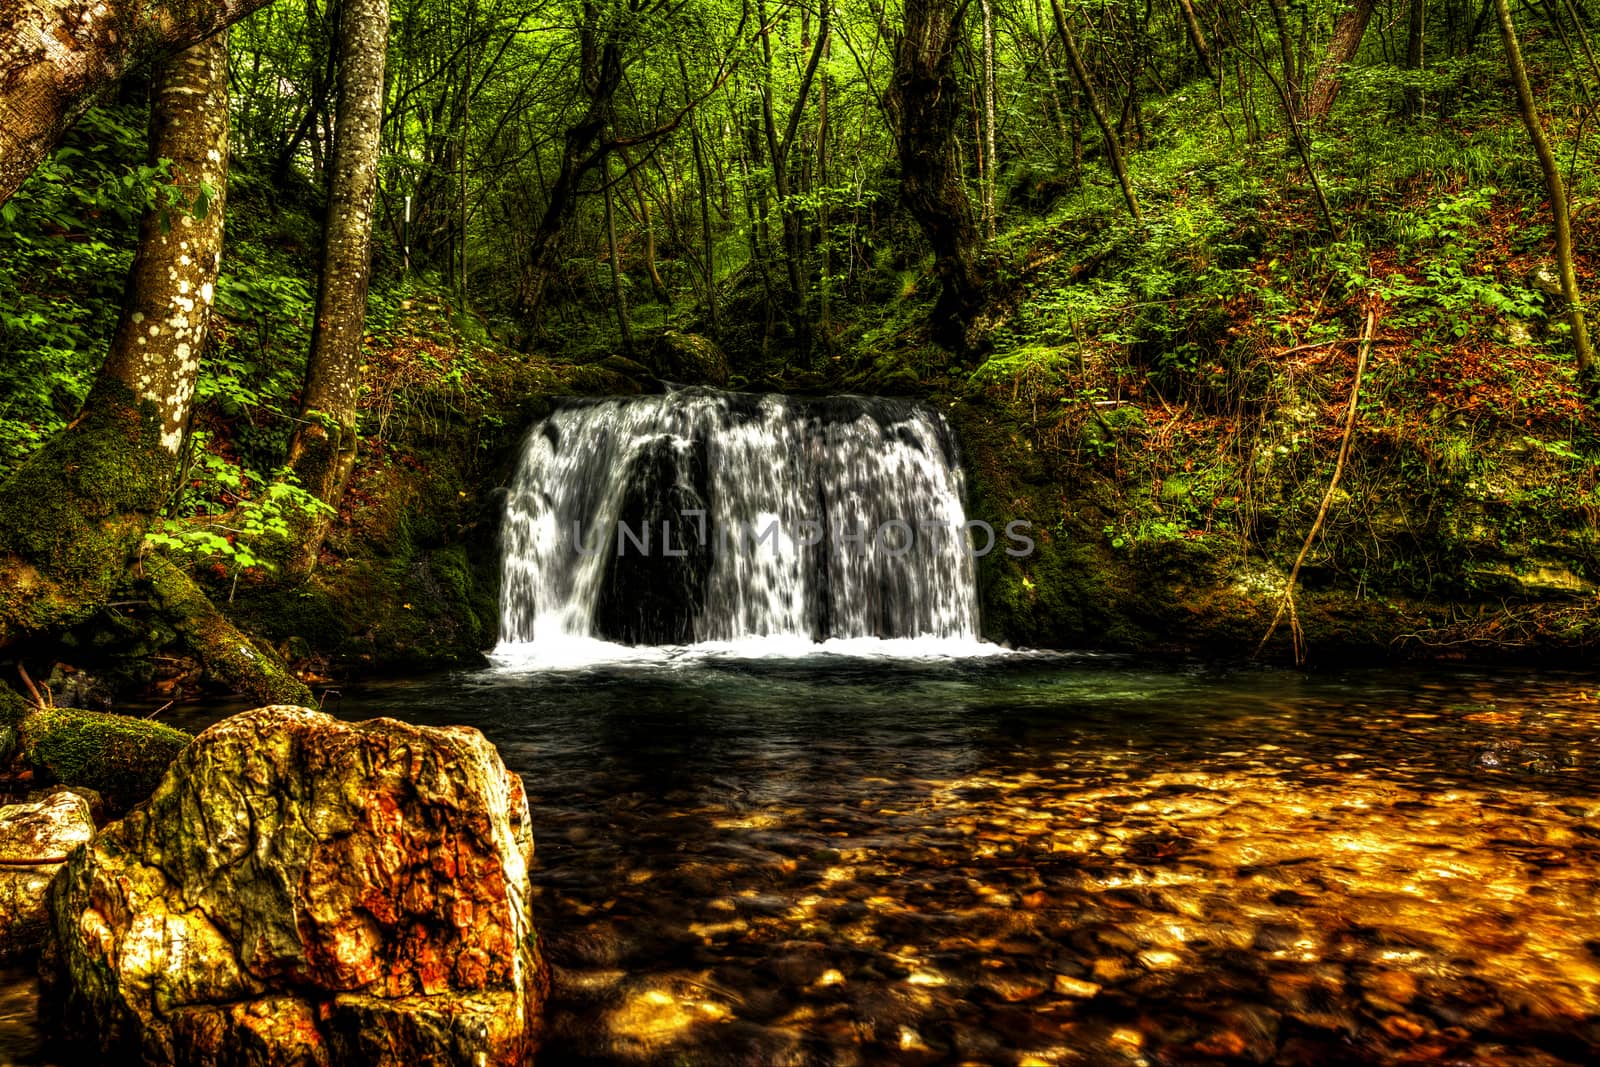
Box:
xmin=0 ymin=683 xmax=28 ymax=728
xmin=19 ymin=708 xmax=191 ymax=813
xmin=649 ymin=330 xmax=730 ymax=386
xmin=0 ymin=383 xmax=177 ymax=641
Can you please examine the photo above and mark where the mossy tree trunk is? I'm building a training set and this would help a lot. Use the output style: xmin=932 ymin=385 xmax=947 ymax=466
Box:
xmin=0 ymin=0 xmax=271 ymax=206
xmin=143 ymin=555 xmax=314 ymax=707
xmin=893 ymin=0 xmax=986 ymax=352
xmin=1494 ymin=0 xmax=1594 ymax=375
xmin=284 ymin=0 xmax=391 ymax=576
xmin=0 ymin=32 xmax=230 ymax=642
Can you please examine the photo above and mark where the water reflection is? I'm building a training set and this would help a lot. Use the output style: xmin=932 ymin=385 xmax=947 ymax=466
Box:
xmin=21 ymin=658 xmax=1600 ymax=1064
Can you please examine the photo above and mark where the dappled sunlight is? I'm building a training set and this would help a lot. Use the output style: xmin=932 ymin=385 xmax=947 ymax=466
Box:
xmin=495 ymin=666 xmax=1600 ymax=1063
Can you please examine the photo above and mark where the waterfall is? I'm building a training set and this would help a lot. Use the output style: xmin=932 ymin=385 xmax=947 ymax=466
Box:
xmin=495 ymin=388 xmax=985 ymax=661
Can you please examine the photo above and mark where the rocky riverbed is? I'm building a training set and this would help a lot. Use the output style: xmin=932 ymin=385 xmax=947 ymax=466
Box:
xmin=518 ymin=672 xmax=1600 ymax=1064
xmin=5 ymin=657 xmax=1600 ymax=1065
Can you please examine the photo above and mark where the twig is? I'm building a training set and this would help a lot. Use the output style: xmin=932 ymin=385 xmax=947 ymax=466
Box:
xmin=16 ymin=662 xmax=48 ymax=709
xmin=144 ymin=700 xmax=175 ymax=721
xmin=1275 ymin=336 xmax=1399 ymax=357
xmin=1255 ymin=307 xmax=1377 ymax=664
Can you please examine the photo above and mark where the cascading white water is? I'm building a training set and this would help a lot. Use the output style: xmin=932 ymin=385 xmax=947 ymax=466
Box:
xmin=495 ymin=388 xmax=986 ymax=663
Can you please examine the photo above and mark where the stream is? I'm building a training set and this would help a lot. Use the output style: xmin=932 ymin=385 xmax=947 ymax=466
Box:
xmin=6 ymin=651 xmax=1600 ymax=1064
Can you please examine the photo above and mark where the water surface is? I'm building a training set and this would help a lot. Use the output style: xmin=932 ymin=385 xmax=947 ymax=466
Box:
xmin=11 ymin=653 xmax=1600 ymax=1064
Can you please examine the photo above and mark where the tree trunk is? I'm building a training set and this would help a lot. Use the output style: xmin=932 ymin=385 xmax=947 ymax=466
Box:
xmin=1048 ymin=0 xmax=1142 ymax=220
xmin=1404 ymin=0 xmax=1427 ymax=115
xmin=893 ymin=0 xmax=986 ymax=351
xmin=284 ymin=0 xmax=390 ymax=576
xmin=1305 ymin=0 xmax=1377 ymax=122
xmin=980 ymin=0 xmax=999 ymax=238
xmin=680 ymin=55 xmax=720 ymax=335
xmin=620 ymin=151 xmax=669 ymax=303
xmin=758 ymin=0 xmax=828 ymax=364
xmin=0 ymin=32 xmax=230 ymax=641
xmin=1176 ymin=0 xmax=1220 ymax=85
xmin=1495 ymin=0 xmax=1595 ymax=374
xmin=518 ymin=5 xmax=621 ymax=324
xmin=0 ymin=0 xmax=272 ymax=206
xmin=1264 ymin=0 xmax=1300 ymax=111
xmin=602 ymin=151 xmax=634 ymax=354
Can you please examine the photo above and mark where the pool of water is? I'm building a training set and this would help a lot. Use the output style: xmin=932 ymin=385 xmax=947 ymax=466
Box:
xmin=9 ymin=652 xmax=1600 ymax=1064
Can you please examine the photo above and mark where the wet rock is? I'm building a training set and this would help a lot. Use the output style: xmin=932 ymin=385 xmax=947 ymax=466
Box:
xmin=0 ymin=791 xmax=94 ymax=961
xmin=1052 ymin=974 xmax=1102 ymax=998
xmin=648 ymin=330 xmax=730 ymax=387
xmin=44 ymin=706 xmax=549 ymax=1066
xmin=40 ymin=665 xmax=114 ymax=711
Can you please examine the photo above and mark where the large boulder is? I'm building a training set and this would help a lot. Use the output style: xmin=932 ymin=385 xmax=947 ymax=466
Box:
xmin=649 ymin=330 xmax=730 ymax=386
xmin=45 ymin=705 xmax=549 ymax=1066
xmin=0 ymin=790 xmax=95 ymax=960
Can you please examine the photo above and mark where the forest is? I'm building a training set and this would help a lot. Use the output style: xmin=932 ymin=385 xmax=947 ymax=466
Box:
xmin=2 ymin=0 xmax=1599 ymax=694
xmin=3 ymin=0 xmax=1600 ymax=1062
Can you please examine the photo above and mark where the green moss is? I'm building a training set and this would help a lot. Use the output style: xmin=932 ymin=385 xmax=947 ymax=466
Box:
xmin=0 ymin=382 xmax=176 ymax=639
xmin=20 ymin=708 xmax=191 ymax=813
xmin=430 ymin=543 xmax=495 ymax=645
xmin=227 ymin=586 xmax=350 ymax=650
xmin=0 ymin=683 xmax=28 ymax=728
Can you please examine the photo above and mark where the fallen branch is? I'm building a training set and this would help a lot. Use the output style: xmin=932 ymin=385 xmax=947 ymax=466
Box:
xmin=1255 ymin=307 xmax=1377 ymax=664
xmin=1276 ymin=336 xmax=1400 ymax=357
xmin=16 ymin=663 xmax=49 ymax=709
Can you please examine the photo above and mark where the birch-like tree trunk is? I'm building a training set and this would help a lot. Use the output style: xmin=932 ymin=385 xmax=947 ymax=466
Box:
xmin=0 ymin=32 xmax=231 ymax=640
xmin=284 ymin=0 xmax=391 ymax=575
xmin=0 ymin=0 xmax=271 ymax=206
xmin=1404 ymin=0 xmax=1426 ymax=115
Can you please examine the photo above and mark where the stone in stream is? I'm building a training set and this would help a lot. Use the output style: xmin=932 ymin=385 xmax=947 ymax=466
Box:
xmin=43 ymin=705 xmax=549 ymax=1066
xmin=0 ymin=790 xmax=95 ymax=961
xmin=647 ymin=330 xmax=730 ymax=387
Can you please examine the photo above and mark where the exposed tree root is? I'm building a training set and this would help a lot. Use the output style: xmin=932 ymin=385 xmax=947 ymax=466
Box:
xmin=1256 ymin=308 xmax=1377 ymax=664
xmin=143 ymin=555 xmax=314 ymax=708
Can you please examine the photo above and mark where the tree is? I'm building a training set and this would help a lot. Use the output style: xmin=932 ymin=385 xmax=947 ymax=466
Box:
xmin=1305 ymin=0 xmax=1377 ymax=122
xmin=1175 ymin=0 xmax=1218 ymax=86
xmin=893 ymin=0 xmax=985 ymax=350
xmin=1048 ymin=0 xmax=1141 ymax=221
xmin=1494 ymin=0 xmax=1594 ymax=374
xmin=0 ymin=0 xmax=277 ymax=205
xmin=0 ymin=32 xmax=231 ymax=639
xmin=283 ymin=0 xmax=392 ymax=575
xmin=979 ymin=0 xmax=998 ymax=238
